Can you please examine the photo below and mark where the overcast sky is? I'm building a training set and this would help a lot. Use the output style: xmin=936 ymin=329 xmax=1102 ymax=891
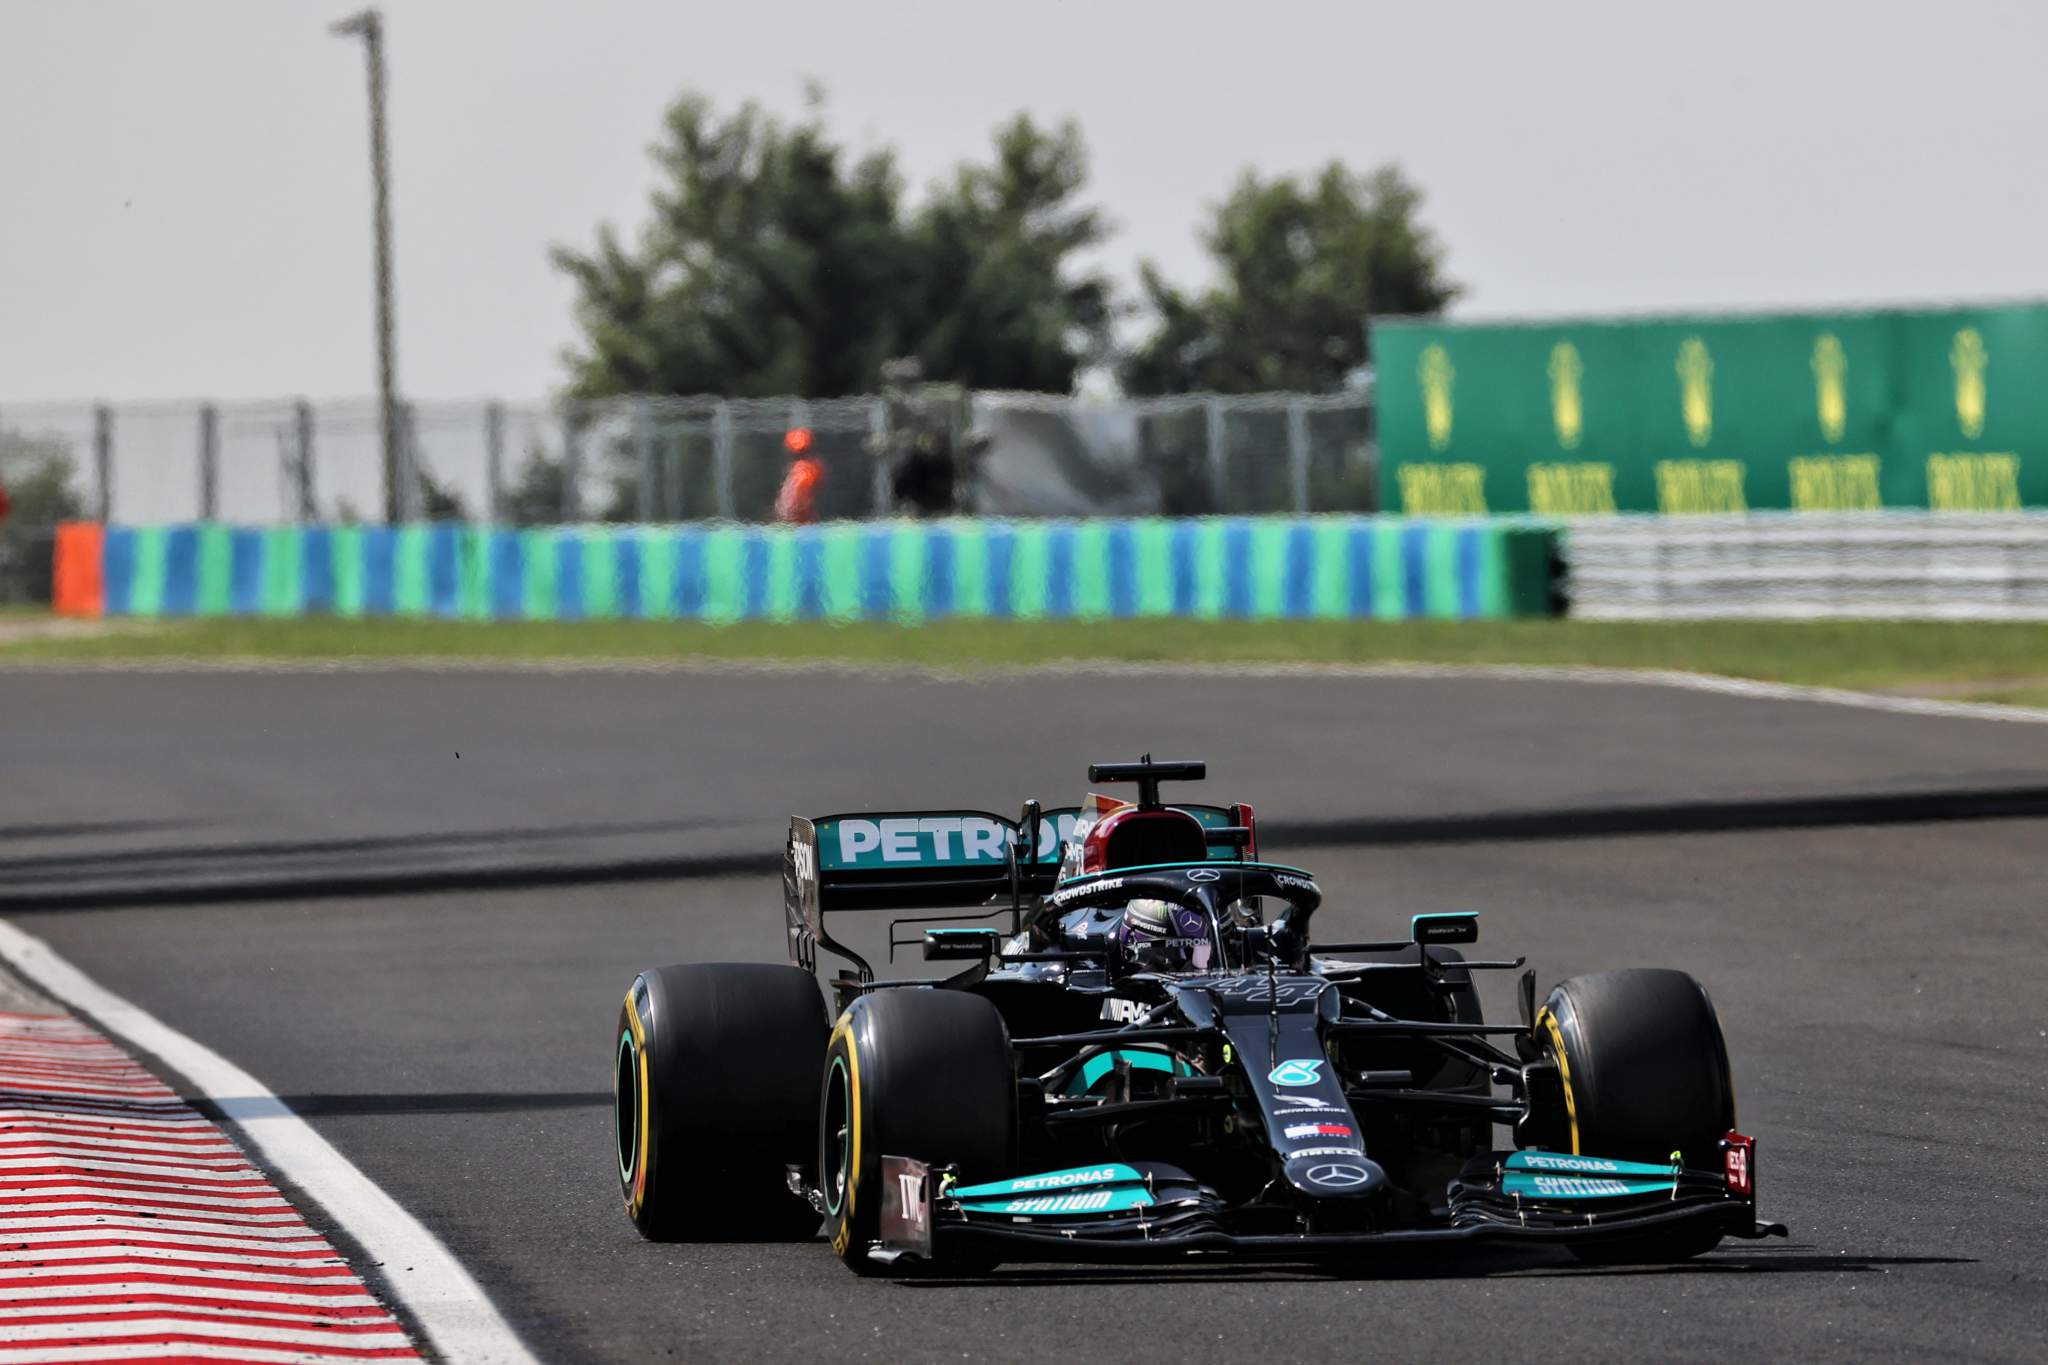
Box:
xmin=3 ymin=0 xmax=2043 ymax=404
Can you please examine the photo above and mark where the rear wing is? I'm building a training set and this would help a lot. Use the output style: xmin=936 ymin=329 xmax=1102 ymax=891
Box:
xmin=783 ymin=802 xmax=1247 ymax=981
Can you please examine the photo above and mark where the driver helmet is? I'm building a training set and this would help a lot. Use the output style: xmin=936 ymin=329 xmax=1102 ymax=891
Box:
xmin=1116 ymin=898 xmax=1211 ymax=971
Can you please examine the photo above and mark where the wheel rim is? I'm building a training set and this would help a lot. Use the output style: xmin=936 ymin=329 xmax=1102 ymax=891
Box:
xmin=614 ymin=1030 xmax=639 ymax=1186
xmin=822 ymin=1055 xmax=851 ymax=1217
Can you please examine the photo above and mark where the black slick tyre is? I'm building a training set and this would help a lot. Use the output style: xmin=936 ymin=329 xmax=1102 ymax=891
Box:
xmin=820 ymin=989 xmax=1016 ymax=1275
xmin=614 ymin=962 xmax=827 ymax=1241
xmin=1535 ymin=968 xmax=1736 ymax=1263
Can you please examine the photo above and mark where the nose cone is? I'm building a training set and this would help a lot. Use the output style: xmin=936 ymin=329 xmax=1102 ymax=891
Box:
xmin=1283 ymin=1153 xmax=1386 ymax=1199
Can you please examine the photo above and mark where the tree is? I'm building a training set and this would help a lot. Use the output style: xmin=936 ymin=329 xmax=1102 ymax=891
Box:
xmin=1121 ymin=163 xmax=1459 ymax=395
xmin=502 ymin=448 xmax=569 ymax=527
xmin=553 ymin=92 xmax=1112 ymax=399
xmin=0 ymin=430 xmax=85 ymax=525
xmin=901 ymin=115 xmax=1114 ymax=392
xmin=0 ymin=430 xmax=87 ymax=605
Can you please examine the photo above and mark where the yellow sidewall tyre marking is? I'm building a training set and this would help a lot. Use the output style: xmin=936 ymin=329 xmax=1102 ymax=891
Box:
xmin=620 ymin=988 xmax=653 ymax=1217
xmin=1535 ymin=1005 xmax=1581 ymax=1155
xmin=826 ymin=1016 xmax=863 ymax=1256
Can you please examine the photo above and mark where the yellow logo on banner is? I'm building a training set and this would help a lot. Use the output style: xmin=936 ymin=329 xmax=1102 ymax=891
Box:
xmin=1789 ymin=454 xmax=1881 ymax=511
xmin=1811 ymin=334 xmax=1847 ymax=443
xmin=1927 ymin=452 xmax=2018 ymax=510
xmin=1548 ymin=342 xmax=1583 ymax=450
xmin=1950 ymin=328 xmax=1987 ymax=438
xmin=1676 ymin=337 xmax=1713 ymax=447
xmin=1527 ymin=462 xmax=1615 ymax=516
xmin=1398 ymin=462 xmax=1487 ymax=515
xmin=1655 ymin=459 xmax=1746 ymax=514
xmin=1418 ymin=345 xmax=1455 ymax=451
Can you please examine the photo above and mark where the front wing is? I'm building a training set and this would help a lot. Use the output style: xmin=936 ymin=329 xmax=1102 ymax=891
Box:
xmin=871 ymin=1148 xmax=1787 ymax=1265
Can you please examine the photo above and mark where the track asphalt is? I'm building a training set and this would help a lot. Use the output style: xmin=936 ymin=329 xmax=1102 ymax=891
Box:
xmin=2 ymin=666 xmax=2045 ymax=1362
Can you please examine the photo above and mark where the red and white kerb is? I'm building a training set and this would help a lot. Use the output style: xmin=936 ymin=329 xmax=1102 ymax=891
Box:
xmin=0 ymin=1009 xmax=420 ymax=1363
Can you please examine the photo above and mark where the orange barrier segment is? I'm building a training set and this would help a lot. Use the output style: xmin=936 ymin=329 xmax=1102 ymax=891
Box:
xmin=52 ymin=522 xmax=106 ymax=618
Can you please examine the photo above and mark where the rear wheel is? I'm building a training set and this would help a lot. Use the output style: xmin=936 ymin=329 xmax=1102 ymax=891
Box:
xmin=1536 ymin=968 xmax=1736 ymax=1263
xmin=615 ymin=963 xmax=827 ymax=1240
xmin=821 ymin=988 xmax=1016 ymax=1275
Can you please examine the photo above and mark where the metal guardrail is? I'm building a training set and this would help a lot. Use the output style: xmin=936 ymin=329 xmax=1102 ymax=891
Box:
xmin=1565 ymin=513 xmax=2048 ymax=620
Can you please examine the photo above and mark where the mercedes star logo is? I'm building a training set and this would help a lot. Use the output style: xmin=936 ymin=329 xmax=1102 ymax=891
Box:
xmin=1305 ymin=1163 xmax=1370 ymax=1188
xmin=1187 ymin=868 xmax=1221 ymax=882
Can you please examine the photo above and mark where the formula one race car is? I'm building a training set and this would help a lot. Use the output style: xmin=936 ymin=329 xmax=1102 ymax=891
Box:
xmin=612 ymin=758 xmax=1784 ymax=1273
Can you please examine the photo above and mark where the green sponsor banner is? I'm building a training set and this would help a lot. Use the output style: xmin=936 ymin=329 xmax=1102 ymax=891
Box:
xmin=1374 ymin=303 xmax=2048 ymax=514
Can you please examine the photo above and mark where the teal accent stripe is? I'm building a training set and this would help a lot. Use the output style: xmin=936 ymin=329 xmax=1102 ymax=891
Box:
xmin=129 ymin=527 xmax=166 ymax=615
xmin=1371 ymin=523 xmax=1406 ymax=620
xmin=196 ymin=525 xmax=232 ymax=616
xmin=522 ymin=529 xmax=555 ymax=620
xmin=1073 ymin=1049 xmax=1181 ymax=1093
xmin=639 ymin=529 xmax=676 ymax=618
xmin=702 ymin=526 xmax=743 ymax=623
xmin=1133 ymin=519 xmax=1173 ymax=616
xmin=261 ymin=528 xmax=301 ymax=616
xmin=1248 ymin=520 xmax=1288 ymax=618
xmin=764 ymin=527 xmax=799 ymax=621
xmin=1010 ymin=524 xmax=1049 ymax=618
xmin=951 ymin=523 xmax=988 ymax=616
xmin=1501 ymin=1172 xmax=1675 ymax=1200
xmin=820 ymin=524 xmax=862 ymax=621
xmin=1311 ymin=520 xmax=1349 ymax=618
xmin=1192 ymin=520 xmax=1226 ymax=619
xmin=393 ymin=526 xmax=428 ymax=616
xmin=1070 ymin=522 xmax=1110 ymax=620
xmin=583 ymin=529 xmax=619 ymax=618
xmin=952 ymin=1162 xmax=1148 ymax=1201
xmin=890 ymin=524 xmax=925 ymax=623
xmin=459 ymin=526 xmax=491 ymax=620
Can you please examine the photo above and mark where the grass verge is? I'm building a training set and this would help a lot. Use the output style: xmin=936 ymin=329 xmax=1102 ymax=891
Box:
xmin=3 ymin=614 xmax=2048 ymax=705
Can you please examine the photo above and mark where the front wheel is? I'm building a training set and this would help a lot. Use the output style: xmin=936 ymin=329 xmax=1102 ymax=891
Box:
xmin=821 ymin=988 xmax=1016 ymax=1275
xmin=615 ymin=962 xmax=827 ymax=1240
xmin=1535 ymin=968 xmax=1736 ymax=1264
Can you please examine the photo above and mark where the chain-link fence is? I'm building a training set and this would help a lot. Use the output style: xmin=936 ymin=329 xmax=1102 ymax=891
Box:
xmin=0 ymin=388 xmax=1374 ymax=532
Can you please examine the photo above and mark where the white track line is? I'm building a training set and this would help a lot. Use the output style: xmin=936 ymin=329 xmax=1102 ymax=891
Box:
xmin=4 ymin=654 xmax=2046 ymax=724
xmin=0 ymin=920 xmax=538 ymax=1365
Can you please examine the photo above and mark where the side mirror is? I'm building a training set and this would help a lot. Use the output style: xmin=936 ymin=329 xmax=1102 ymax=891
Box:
xmin=1411 ymin=912 xmax=1478 ymax=946
xmin=923 ymin=927 xmax=999 ymax=962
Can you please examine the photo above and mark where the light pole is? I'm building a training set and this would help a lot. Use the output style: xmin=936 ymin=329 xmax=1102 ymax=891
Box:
xmin=331 ymin=8 xmax=402 ymax=523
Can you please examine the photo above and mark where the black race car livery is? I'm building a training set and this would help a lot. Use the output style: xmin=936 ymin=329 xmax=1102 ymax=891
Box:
xmin=613 ymin=758 xmax=1784 ymax=1272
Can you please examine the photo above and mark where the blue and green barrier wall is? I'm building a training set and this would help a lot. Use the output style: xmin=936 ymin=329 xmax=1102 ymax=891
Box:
xmin=52 ymin=518 xmax=1560 ymax=621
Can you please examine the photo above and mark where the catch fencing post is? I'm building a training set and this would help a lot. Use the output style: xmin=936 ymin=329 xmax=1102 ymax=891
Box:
xmin=93 ymin=404 xmax=114 ymax=522
xmin=198 ymin=404 xmax=219 ymax=521
xmin=711 ymin=400 xmax=735 ymax=521
xmin=868 ymin=398 xmax=889 ymax=515
xmin=484 ymin=402 xmax=505 ymax=522
xmin=666 ymin=413 xmax=684 ymax=521
xmin=1287 ymin=401 xmax=1311 ymax=513
xmin=400 ymin=401 xmax=422 ymax=521
xmin=1204 ymin=397 xmax=1227 ymax=510
xmin=294 ymin=400 xmax=316 ymax=521
xmin=634 ymin=397 xmax=657 ymax=522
